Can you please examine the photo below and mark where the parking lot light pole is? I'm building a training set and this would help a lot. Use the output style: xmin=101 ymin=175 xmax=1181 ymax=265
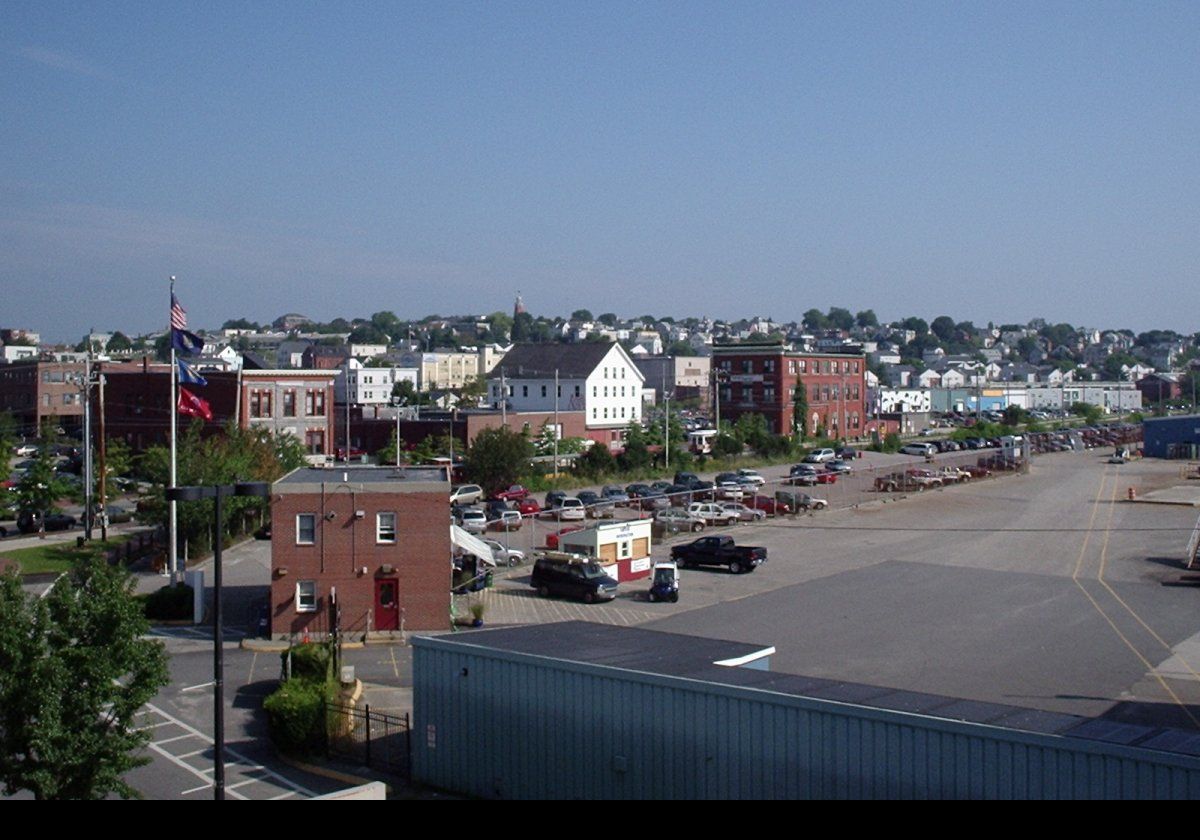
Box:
xmin=166 ymin=480 xmax=270 ymax=801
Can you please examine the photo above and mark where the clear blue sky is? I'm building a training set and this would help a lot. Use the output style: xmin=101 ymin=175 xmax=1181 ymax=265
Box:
xmin=3 ymin=2 xmax=1197 ymax=341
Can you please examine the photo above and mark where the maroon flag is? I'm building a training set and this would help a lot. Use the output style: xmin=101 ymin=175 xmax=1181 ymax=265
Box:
xmin=178 ymin=387 xmax=213 ymax=422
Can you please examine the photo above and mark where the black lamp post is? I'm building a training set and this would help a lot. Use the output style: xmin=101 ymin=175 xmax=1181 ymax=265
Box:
xmin=166 ymin=480 xmax=270 ymax=801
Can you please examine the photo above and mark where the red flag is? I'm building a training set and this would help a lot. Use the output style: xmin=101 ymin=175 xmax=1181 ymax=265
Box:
xmin=178 ymin=387 xmax=213 ymax=422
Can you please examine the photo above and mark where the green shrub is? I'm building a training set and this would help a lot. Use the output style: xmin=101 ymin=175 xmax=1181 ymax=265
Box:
xmin=262 ymin=677 xmax=331 ymax=757
xmin=140 ymin=583 xmax=194 ymax=621
xmin=284 ymin=641 xmax=333 ymax=683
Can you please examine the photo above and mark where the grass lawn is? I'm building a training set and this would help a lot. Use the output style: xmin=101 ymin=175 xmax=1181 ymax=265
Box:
xmin=0 ymin=535 xmax=133 ymax=575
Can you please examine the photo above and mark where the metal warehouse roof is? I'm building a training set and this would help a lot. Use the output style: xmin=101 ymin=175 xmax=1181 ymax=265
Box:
xmin=419 ymin=621 xmax=1200 ymax=759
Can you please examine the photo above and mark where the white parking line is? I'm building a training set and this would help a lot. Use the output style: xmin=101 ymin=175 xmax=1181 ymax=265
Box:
xmin=154 ymin=733 xmax=198 ymax=746
xmin=142 ymin=702 xmax=317 ymax=799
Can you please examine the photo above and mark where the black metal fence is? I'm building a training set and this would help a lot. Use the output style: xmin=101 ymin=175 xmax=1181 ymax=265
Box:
xmin=325 ymin=700 xmax=411 ymax=778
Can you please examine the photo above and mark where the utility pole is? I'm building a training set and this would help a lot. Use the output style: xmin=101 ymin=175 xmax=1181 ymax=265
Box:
xmin=553 ymin=368 xmax=559 ymax=477
xmin=82 ymin=351 xmax=93 ymax=540
xmin=98 ymin=367 xmax=108 ymax=541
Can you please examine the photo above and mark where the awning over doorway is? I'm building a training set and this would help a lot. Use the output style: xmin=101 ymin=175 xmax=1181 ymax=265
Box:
xmin=450 ymin=525 xmax=496 ymax=566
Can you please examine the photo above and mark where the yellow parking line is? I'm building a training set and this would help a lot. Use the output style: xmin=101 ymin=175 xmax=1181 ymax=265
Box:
xmin=1072 ymin=466 xmax=1110 ymax=581
xmin=1095 ymin=464 xmax=1200 ymax=683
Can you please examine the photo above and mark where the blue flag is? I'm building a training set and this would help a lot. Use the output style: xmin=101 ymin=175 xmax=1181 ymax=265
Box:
xmin=177 ymin=358 xmax=208 ymax=387
xmin=171 ymin=327 xmax=204 ymax=355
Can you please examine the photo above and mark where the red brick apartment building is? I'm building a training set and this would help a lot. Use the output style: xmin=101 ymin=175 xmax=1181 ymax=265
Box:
xmin=0 ymin=360 xmax=86 ymax=436
xmin=98 ymin=360 xmax=336 ymax=456
xmin=269 ymin=466 xmax=451 ymax=637
xmin=711 ymin=344 xmax=868 ymax=439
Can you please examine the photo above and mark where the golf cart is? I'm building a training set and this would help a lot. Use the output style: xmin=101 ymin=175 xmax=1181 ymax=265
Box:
xmin=648 ymin=561 xmax=680 ymax=603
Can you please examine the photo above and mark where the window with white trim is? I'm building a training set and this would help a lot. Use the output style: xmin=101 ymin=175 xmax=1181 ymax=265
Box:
xmin=296 ymin=513 xmax=316 ymax=544
xmin=377 ymin=512 xmax=397 ymax=544
xmin=296 ymin=580 xmax=317 ymax=612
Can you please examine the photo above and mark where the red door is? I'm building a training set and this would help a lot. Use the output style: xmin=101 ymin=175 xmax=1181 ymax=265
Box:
xmin=374 ymin=579 xmax=399 ymax=631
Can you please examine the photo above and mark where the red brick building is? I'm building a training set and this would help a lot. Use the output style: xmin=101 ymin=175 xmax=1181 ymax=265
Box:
xmin=711 ymin=344 xmax=868 ymax=439
xmin=269 ymin=466 xmax=451 ymax=637
xmin=98 ymin=359 xmax=336 ymax=457
xmin=0 ymin=360 xmax=86 ymax=437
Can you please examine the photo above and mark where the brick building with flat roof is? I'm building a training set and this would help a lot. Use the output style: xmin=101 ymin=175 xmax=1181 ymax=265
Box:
xmin=268 ymin=465 xmax=451 ymax=637
xmin=0 ymin=360 xmax=86 ymax=437
xmin=711 ymin=344 xmax=868 ymax=440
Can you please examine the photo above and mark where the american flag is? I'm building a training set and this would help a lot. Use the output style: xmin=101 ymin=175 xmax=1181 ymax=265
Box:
xmin=170 ymin=293 xmax=187 ymax=331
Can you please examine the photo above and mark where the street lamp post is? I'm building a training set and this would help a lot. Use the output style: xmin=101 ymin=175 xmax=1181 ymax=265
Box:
xmin=165 ymin=480 xmax=270 ymax=801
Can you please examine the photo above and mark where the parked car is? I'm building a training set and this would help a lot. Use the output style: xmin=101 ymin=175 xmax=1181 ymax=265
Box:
xmin=803 ymin=448 xmax=836 ymax=463
xmin=531 ymin=552 xmax=618 ymax=603
xmin=16 ymin=511 xmax=77 ymax=534
xmin=601 ymin=485 xmax=631 ymax=506
xmin=899 ymin=443 xmax=936 ymax=457
xmin=720 ymin=503 xmax=766 ymax=523
xmin=517 ymin=498 xmax=542 ymax=516
xmin=493 ymin=484 xmax=530 ymax=502
xmin=687 ymin=502 xmax=739 ymax=526
xmin=834 ymin=446 xmax=860 ymax=460
xmin=789 ymin=464 xmax=838 ymax=485
xmin=554 ymin=497 xmax=587 ymax=521
xmin=577 ymin=490 xmax=615 ymax=519
xmin=489 ymin=510 xmax=523 ymax=532
xmin=750 ymin=494 xmax=790 ymax=516
xmin=670 ymin=535 xmax=768 ymax=574
xmin=482 ymin=539 xmax=525 ymax=567
xmin=545 ymin=525 xmax=586 ymax=550
xmin=736 ymin=469 xmax=766 ymax=487
xmin=715 ymin=481 xmax=744 ymax=501
xmin=825 ymin=459 xmax=853 ymax=474
xmin=544 ymin=490 xmax=568 ymax=509
xmin=653 ymin=508 xmax=706 ymax=536
xmin=450 ymin=484 xmax=484 ymax=505
xmin=775 ymin=489 xmax=827 ymax=511
xmin=458 ymin=507 xmax=489 ymax=534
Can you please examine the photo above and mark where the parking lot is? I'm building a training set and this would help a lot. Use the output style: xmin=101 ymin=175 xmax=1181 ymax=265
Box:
xmin=479 ymin=450 xmax=1200 ymax=730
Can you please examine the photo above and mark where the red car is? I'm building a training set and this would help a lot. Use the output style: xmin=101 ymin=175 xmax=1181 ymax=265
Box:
xmin=545 ymin=525 xmax=585 ymax=550
xmin=750 ymin=494 xmax=790 ymax=516
xmin=517 ymin=498 xmax=541 ymax=516
xmin=494 ymin=484 xmax=530 ymax=502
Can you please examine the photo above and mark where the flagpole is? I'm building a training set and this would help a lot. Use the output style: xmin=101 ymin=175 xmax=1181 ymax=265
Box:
xmin=169 ymin=276 xmax=179 ymax=582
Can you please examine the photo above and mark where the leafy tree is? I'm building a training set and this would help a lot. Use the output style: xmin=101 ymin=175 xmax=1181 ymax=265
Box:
xmin=900 ymin=317 xmax=928 ymax=335
xmin=792 ymin=382 xmax=809 ymax=440
xmin=0 ymin=412 xmax=16 ymax=459
xmin=348 ymin=323 xmax=389 ymax=345
xmin=1016 ymin=336 xmax=1041 ymax=360
xmin=712 ymin=433 xmax=743 ymax=458
xmin=1002 ymin=405 xmax=1028 ymax=426
xmin=511 ymin=312 xmax=534 ymax=342
xmin=1103 ymin=352 xmax=1139 ymax=380
xmin=464 ymin=427 xmax=532 ymax=493
xmin=665 ymin=340 xmax=696 ymax=356
xmin=0 ymin=560 xmax=170 ymax=799
xmin=930 ymin=316 xmax=956 ymax=343
xmin=571 ymin=309 xmax=594 ymax=322
xmin=575 ymin=442 xmax=615 ymax=478
xmin=106 ymin=331 xmax=133 ymax=353
xmin=15 ymin=430 xmax=73 ymax=529
xmin=597 ymin=313 xmax=618 ymax=327
xmin=617 ymin=424 xmax=651 ymax=472
xmin=222 ymin=318 xmax=261 ymax=331
xmin=135 ymin=422 xmax=297 ymax=557
xmin=802 ymin=309 xmax=829 ymax=330
xmin=826 ymin=307 xmax=854 ymax=331
xmin=1070 ymin=402 xmax=1103 ymax=425
xmin=484 ymin=312 xmax=513 ymax=343
xmin=855 ymin=310 xmax=879 ymax=329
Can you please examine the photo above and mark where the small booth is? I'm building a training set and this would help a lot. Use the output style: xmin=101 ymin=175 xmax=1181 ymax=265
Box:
xmin=557 ymin=519 xmax=654 ymax=582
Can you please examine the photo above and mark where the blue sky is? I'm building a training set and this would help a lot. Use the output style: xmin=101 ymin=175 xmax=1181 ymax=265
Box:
xmin=3 ymin=2 xmax=1197 ymax=341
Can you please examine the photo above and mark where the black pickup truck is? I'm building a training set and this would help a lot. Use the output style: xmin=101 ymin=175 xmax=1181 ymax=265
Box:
xmin=670 ymin=535 xmax=768 ymax=574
